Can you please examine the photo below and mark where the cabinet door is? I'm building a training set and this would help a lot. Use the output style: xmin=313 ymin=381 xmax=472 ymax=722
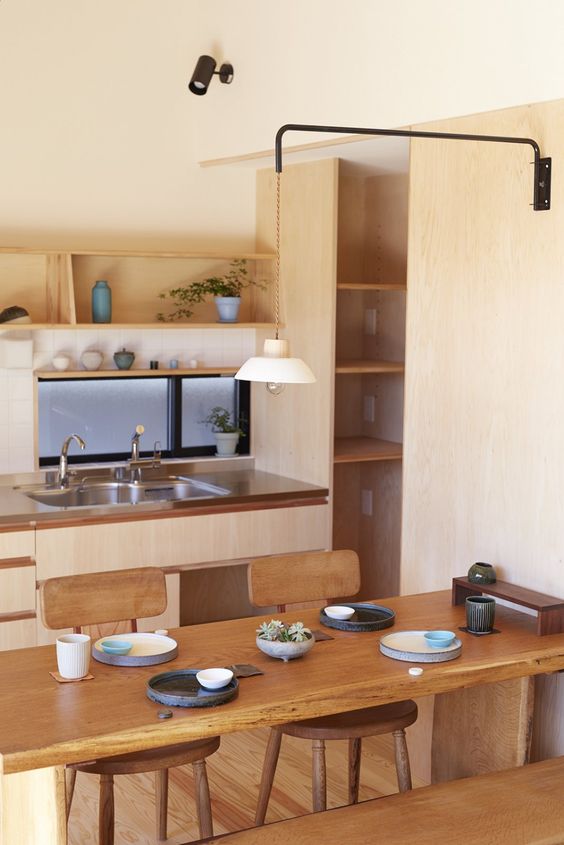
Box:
xmin=0 ymin=530 xmax=36 ymax=651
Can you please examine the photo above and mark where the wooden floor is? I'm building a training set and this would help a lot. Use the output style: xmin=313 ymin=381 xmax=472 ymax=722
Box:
xmin=68 ymin=728 xmax=424 ymax=844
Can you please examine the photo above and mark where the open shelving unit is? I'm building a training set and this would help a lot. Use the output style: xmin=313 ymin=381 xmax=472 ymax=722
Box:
xmin=36 ymin=366 xmax=239 ymax=379
xmin=0 ymin=247 xmax=276 ymax=329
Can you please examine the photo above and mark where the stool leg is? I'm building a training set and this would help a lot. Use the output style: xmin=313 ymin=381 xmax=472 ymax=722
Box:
xmin=393 ymin=729 xmax=413 ymax=793
xmin=155 ymin=768 xmax=168 ymax=841
xmin=348 ymin=737 xmax=362 ymax=804
xmin=255 ymin=729 xmax=283 ymax=826
xmin=193 ymin=759 xmax=213 ymax=840
xmin=65 ymin=768 xmax=77 ymax=820
xmin=99 ymin=773 xmax=115 ymax=845
xmin=312 ymin=739 xmax=327 ymax=812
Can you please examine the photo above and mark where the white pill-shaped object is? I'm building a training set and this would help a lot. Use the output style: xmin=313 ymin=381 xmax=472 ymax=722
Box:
xmin=408 ymin=667 xmax=423 ymax=676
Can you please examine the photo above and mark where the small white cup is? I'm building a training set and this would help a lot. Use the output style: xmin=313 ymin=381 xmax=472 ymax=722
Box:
xmin=56 ymin=633 xmax=91 ymax=679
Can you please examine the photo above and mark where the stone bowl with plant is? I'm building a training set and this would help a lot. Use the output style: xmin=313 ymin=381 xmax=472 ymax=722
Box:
xmin=256 ymin=619 xmax=314 ymax=662
xmin=157 ymin=258 xmax=266 ymax=323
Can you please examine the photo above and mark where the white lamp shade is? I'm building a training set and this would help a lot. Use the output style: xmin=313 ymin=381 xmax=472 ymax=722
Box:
xmin=235 ymin=338 xmax=315 ymax=384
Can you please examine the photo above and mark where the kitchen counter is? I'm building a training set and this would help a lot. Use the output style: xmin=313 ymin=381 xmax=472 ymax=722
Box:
xmin=0 ymin=460 xmax=329 ymax=529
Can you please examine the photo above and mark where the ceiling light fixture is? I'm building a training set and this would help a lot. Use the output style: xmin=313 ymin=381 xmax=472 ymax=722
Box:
xmin=188 ymin=55 xmax=234 ymax=96
xmin=235 ymin=171 xmax=316 ymax=395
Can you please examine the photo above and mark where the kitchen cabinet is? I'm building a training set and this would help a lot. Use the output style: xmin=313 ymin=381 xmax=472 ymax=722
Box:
xmin=0 ymin=247 xmax=275 ymax=329
xmin=0 ymin=529 xmax=36 ymax=650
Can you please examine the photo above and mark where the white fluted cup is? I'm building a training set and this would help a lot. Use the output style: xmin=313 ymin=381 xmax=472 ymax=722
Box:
xmin=56 ymin=633 xmax=91 ymax=679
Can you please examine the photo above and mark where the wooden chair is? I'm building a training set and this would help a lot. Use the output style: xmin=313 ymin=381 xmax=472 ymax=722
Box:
xmin=247 ymin=550 xmax=417 ymax=824
xmin=40 ymin=566 xmax=219 ymax=845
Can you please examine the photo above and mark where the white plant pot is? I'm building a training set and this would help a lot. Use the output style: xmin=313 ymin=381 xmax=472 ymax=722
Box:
xmin=256 ymin=636 xmax=315 ymax=662
xmin=214 ymin=296 xmax=241 ymax=323
xmin=214 ymin=432 xmax=239 ymax=456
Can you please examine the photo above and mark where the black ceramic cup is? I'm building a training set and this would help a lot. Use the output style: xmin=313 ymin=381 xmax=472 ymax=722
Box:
xmin=465 ymin=595 xmax=496 ymax=633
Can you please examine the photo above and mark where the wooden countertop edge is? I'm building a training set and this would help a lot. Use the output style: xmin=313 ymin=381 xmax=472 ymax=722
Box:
xmin=30 ymin=493 xmax=329 ymax=531
xmin=3 ymin=645 xmax=564 ymax=774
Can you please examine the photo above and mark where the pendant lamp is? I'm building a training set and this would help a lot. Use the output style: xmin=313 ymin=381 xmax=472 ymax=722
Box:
xmin=235 ymin=173 xmax=316 ymax=395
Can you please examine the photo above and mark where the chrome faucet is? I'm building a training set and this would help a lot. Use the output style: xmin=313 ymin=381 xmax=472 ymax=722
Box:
xmin=57 ymin=434 xmax=86 ymax=488
xmin=128 ymin=425 xmax=161 ymax=482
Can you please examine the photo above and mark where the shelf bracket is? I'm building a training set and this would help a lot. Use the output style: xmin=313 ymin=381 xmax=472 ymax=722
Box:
xmin=275 ymin=123 xmax=552 ymax=211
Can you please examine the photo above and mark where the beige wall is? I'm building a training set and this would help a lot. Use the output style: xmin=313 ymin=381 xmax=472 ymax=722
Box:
xmin=2 ymin=1 xmax=564 ymax=248
xmin=401 ymin=98 xmax=564 ymax=758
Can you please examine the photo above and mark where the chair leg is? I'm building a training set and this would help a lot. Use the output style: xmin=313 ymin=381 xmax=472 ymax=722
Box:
xmin=65 ymin=768 xmax=77 ymax=820
xmin=155 ymin=768 xmax=168 ymax=841
xmin=99 ymin=773 xmax=115 ymax=845
xmin=348 ymin=737 xmax=362 ymax=804
xmin=312 ymin=738 xmax=327 ymax=813
xmin=193 ymin=759 xmax=214 ymax=840
xmin=393 ymin=728 xmax=413 ymax=793
xmin=255 ymin=729 xmax=283 ymax=826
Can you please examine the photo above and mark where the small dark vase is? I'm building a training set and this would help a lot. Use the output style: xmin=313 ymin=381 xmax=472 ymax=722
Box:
xmin=467 ymin=562 xmax=497 ymax=585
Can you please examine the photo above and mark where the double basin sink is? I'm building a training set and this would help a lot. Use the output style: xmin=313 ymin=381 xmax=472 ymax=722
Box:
xmin=15 ymin=476 xmax=230 ymax=509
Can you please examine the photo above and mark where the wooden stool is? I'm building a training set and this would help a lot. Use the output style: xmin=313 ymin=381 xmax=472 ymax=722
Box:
xmin=40 ymin=567 xmax=220 ymax=844
xmin=247 ymin=550 xmax=418 ymax=824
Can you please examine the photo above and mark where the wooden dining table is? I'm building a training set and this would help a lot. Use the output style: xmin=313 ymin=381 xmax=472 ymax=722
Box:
xmin=3 ymin=589 xmax=564 ymax=845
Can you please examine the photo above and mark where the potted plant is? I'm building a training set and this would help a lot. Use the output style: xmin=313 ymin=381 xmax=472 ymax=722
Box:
xmin=157 ymin=259 xmax=265 ymax=323
xmin=256 ymin=619 xmax=314 ymax=662
xmin=202 ymin=406 xmax=245 ymax=456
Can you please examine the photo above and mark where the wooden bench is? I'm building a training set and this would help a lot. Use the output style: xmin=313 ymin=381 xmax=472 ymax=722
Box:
xmin=193 ymin=757 xmax=564 ymax=845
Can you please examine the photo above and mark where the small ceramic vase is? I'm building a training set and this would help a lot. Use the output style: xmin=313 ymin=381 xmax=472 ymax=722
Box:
xmin=81 ymin=350 xmax=103 ymax=371
xmin=256 ymin=636 xmax=314 ymax=662
xmin=91 ymin=280 xmax=112 ymax=323
xmin=113 ymin=348 xmax=135 ymax=370
xmin=52 ymin=355 xmax=70 ymax=371
xmin=467 ymin=562 xmax=497 ymax=585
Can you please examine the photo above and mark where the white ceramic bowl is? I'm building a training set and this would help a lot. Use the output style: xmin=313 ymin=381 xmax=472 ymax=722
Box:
xmin=52 ymin=355 xmax=70 ymax=371
xmin=196 ymin=668 xmax=234 ymax=690
xmin=324 ymin=605 xmax=355 ymax=621
xmin=81 ymin=350 xmax=103 ymax=371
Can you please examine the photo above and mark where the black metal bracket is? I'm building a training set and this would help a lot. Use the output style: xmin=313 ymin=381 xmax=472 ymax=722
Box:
xmin=274 ymin=123 xmax=552 ymax=211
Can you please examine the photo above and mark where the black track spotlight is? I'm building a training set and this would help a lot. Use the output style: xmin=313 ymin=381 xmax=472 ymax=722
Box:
xmin=188 ymin=55 xmax=234 ymax=96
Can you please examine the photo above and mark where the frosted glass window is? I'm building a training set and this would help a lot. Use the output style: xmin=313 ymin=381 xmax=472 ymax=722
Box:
xmin=181 ymin=377 xmax=237 ymax=448
xmin=38 ymin=379 xmax=169 ymax=458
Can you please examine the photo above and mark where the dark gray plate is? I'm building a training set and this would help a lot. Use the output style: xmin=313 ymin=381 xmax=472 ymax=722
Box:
xmin=146 ymin=669 xmax=239 ymax=708
xmin=320 ymin=603 xmax=395 ymax=632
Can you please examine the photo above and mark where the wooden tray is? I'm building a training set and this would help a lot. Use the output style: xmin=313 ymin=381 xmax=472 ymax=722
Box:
xmin=380 ymin=630 xmax=462 ymax=663
xmin=92 ymin=632 xmax=178 ymax=667
xmin=320 ymin=603 xmax=395 ymax=632
xmin=146 ymin=669 xmax=239 ymax=708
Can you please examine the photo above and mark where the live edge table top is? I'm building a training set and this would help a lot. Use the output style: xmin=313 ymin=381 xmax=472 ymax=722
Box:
xmin=2 ymin=590 xmax=564 ymax=775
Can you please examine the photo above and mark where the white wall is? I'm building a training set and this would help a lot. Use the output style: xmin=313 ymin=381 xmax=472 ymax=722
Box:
xmin=2 ymin=0 xmax=564 ymax=249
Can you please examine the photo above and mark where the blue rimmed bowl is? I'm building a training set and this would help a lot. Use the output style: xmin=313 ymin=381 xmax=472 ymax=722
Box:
xmin=424 ymin=631 xmax=456 ymax=649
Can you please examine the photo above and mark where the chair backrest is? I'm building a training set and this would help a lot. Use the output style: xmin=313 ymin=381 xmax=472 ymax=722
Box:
xmin=247 ymin=550 xmax=360 ymax=610
xmin=40 ymin=566 xmax=167 ymax=632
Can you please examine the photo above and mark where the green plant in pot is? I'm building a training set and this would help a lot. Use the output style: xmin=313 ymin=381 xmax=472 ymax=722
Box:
xmin=157 ymin=259 xmax=265 ymax=323
xmin=202 ymin=406 xmax=245 ymax=456
xmin=256 ymin=619 xmax=314 ymax=662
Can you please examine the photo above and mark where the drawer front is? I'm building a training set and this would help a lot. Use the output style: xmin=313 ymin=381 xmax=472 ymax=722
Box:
xmin=0 ymin=565 xmax=36 ymax=614
xmin=0 ymin=529 xmax=34 ymax=559
xmin=0 ymin=618 xmax=36 ymax=651
xmin=35 ymin=505 xmax=330 ymax=579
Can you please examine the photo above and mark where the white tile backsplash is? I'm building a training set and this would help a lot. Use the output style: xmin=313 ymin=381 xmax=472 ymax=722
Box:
xmin=0 ymin=327 xmax=256 ymax=473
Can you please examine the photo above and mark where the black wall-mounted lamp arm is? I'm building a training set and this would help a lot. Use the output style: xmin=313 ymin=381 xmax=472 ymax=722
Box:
xmin=274 ymin=123 xmax=551 ymax=210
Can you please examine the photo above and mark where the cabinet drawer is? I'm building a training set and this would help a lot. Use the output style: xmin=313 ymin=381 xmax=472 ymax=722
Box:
xmin=0 ymin=618 xmax=36 ymax=651
xmin=0 ymin=530 xmax=34 ymax=559
xmin=0 ymin=565 xmax=36 ymax=614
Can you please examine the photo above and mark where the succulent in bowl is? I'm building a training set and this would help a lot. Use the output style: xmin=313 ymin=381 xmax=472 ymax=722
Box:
xmin=256 ymin=619 xmax=314 ymax=662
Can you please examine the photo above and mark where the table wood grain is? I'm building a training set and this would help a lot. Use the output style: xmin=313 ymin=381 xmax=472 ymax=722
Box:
xmin=2 ymin=590 xmax=564 ymax=775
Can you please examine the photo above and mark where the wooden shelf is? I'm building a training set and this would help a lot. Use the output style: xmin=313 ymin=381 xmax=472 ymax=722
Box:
xmin=334 ymin=437 xmax=403 ymax=464
xmin=335 ymin=359 xmax=405 ymax=374
xmin=36 ymin=367 xmax=239 ymax=379
xmin=337 ymin=282 xmax=407 ymax=291
xmin=0 ymin=247 xmax=276 ymax=260
xmin=1 ymin=322 xmax=277 ymax=331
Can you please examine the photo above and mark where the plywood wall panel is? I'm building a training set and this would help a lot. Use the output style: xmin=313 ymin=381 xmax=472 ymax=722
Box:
xmin=402 ymin=98 xmax=564 ymax=760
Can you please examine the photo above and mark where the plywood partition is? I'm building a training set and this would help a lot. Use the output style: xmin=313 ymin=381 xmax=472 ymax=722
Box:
xmin=253 ymin=160 xmax=337 ymax=496
xmin=402 ymin=98 xmax=564 ymax=762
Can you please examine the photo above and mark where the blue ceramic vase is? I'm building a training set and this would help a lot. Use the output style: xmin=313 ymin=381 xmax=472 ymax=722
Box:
xmin=92 ymin=280 xmax=112 ymax=323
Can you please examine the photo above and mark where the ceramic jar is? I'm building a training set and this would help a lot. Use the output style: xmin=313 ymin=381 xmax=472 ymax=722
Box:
xmin=467 ymin=562 xmax=497 ymax=585
xmin=113 ymin=348 xmax=135 ymax=370
xmin=92 ymin=280 xmax=112 ymax=323
xmin=81 ymin=350 xmax=103 ymax=371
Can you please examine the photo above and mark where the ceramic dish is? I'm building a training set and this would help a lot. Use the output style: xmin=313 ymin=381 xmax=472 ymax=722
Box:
xmin=100 ymin=640 xmax=132 ymax=655
xmin=324 ymin=605 xmax=355 ymax=621
xmin=380 ymin=630 xmax=462 ymax=663
xmin=92 ymin=632 xmax=178 ymax=666
xmin=147 ymin=669 xmax=239 ymax=708
xmin=320 ymin=602 xmax=395 ymax=632
xmin=196 ymin=668 xmax=234 ymax=690
xmin=424 ymin=630 xmax=456 ymax=648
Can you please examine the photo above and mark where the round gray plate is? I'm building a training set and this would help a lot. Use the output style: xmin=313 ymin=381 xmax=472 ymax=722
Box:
xmin=146 ymin=669 xmax=239 ymax=708
xmin=380 ymin=631 xmax=462 ymax=663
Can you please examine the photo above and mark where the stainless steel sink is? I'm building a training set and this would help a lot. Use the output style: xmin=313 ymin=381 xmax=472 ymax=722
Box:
xmin=16 ymin=476 xmax=230 ymax=508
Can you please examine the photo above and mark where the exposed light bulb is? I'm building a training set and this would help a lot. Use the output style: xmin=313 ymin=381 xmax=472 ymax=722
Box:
xmin=266 ymin=382 xmax=285 ymax=396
